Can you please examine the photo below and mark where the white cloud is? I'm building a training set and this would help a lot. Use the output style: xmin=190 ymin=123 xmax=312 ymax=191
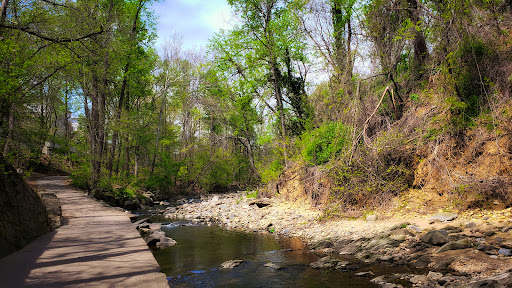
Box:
xmin=151 ymin=0 xmax=233 ymax=51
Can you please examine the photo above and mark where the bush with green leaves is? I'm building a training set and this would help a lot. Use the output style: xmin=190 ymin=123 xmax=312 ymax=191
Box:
xmin=300 ymin=122 xmax=351 ymax=165
xmin=198 ymin=149 xmax=236 ymax=192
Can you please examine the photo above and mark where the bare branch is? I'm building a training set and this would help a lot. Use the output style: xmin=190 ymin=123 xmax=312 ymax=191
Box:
xmin=1 ymin=23 xmax=103 ymax=43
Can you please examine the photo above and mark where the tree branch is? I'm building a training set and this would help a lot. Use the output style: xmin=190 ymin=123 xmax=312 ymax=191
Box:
xmin=0 ymin=23 xmax=103 ymax=43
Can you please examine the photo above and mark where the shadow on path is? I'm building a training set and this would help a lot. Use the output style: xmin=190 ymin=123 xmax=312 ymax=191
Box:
xmin=0 ymin=176 xmax=169 ymax=288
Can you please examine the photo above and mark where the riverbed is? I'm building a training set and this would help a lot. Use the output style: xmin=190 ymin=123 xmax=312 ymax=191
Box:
xmin=148 ymin=220 xmax=414 ymax=287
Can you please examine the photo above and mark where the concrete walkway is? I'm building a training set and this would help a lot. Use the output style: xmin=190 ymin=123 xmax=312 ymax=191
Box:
xmin=0 ymin=176 xmax=169 ymax=288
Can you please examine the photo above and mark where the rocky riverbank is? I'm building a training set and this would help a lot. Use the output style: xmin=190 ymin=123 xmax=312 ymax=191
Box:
xmin=147 ymin=192 xmax=512 ymax=288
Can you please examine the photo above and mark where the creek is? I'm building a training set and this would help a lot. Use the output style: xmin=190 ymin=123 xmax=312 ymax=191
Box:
xmin=146 ymin=219 xmax=415 ymax=288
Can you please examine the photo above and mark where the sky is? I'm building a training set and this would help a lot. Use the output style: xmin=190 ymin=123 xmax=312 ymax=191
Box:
xmin=151 ymin=0 xmax=234 ymax=51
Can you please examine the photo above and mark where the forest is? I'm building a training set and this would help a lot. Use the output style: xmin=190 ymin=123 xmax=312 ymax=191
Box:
xmin=1 ymin=0 xmax=512 ymax=214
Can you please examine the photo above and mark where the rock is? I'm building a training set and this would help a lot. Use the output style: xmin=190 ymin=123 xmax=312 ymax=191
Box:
xmin=40 ymin=192 xmax=62 ymax=231
xmin=310 ymin=256 xmax=339 ymax=269
xmin=264 ymin=262 xmax=282 ymax=270
xmin=366 ymin=214 xmax=378 ymax=221
xmin=477 ymin=244 xmax=497 ymax=255
xmin=248 ymin=198 xmax=272 ymax=208
xmin=420 ymin=230 xmax=448 ymax=245
xmin=145 ymin=230 xmax=166 ymax=246
xmin=156 ymin=236 xmax=177 ymax=249
xmin=123 ymin=200 xmax=140 ymax=211
xmin=429 ymin=212 xmax=458 ymax=222
xmin=138 ymin=227 xmax=151 ymax=238
xmin=498 ymin=248 xmax=511 ymax=256
xmin=335 ymin=261 xmax=358 ymax=271
xmin=448 ymin=250 xmax=511 ymax=275
xmin=312 ymin=240 xmax=334 ymax=250
xmin=355 ymin=271 xmax=374 ymax=277
xmin=483 ymin=216 xmax=490 ymax=220
xmin=465 ymin=222 xmax=477 ymax=228
xmin=371 ymin=275 xmax=387 ymax=285
xmin=427 ymin=271 xmax=443 ymax=281
xmin=408 ymin=225 xmax=422 ymax=233
xmin=0 ymin=160 xmax=51 ymax=258
xmin=133 ymin=218 xmax=151 ymax=228
xmin=382 ymin=284 xmax=403 ymax=288
xmin=338 ymin=243 xmax=360 ymax=255
xmin=166 ymin=207 xmax=177 ymax=213
xmin=221 ymin=260 xmax=244 ymax=269
xmin=409 ymin=255 xmax=430 ymax=268
xmin=389 ymin=229 xmax=414 ymax=241
xmin=457 ymin=272 xmax=512 ymax=288
xmin=409 ymin=274 xmax=428 ymax=284
xmin=437 ymin=239 xmax=472 ymax=253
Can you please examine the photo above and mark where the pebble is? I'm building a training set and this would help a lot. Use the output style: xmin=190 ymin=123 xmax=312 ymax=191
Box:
xmin=498 ymin=248 xmax=511 ymax=256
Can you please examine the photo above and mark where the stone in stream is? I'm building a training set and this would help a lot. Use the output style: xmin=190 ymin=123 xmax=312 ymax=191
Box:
xmin=156 ymin=236 xmax=177 ymax=249
xmin=133 ymin=218 xmax=152 ymax=229
xmin=221 ymin=260 xmax=244 ymax=269
xmin=264 ymin=262 xmax=282 ymax=270
xmin=354 ymin=271 xmax=374 ymax=277
xmin=145 ymin=230 xmax=177 ymax=249
xmin=309 ymin=256 xmax=339 ymax=269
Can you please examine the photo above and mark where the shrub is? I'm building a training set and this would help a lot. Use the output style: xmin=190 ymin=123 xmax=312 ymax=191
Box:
xmin=301 ymin=122 xmax=351 ymax=165
xmin=70 ymin=164 xmax=90 ymax=191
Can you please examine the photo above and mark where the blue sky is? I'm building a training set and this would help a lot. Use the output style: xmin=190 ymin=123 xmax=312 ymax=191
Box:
xmin=151 ymin=0 xmax=233 ymax=51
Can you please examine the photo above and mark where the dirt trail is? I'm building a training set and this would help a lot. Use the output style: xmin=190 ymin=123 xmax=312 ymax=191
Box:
xmin=0 ymin=176 xmax=169 ymax=288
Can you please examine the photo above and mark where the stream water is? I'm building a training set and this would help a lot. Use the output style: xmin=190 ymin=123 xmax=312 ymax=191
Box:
xmin=148 ymin=219 xmax=414 ymax=288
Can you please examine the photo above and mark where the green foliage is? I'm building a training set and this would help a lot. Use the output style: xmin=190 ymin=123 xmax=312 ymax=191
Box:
xmin=197 ymin=149 xmax=236 ymax=192
xmin=70 ymin=165 xmax=90 ymax=191
xmin=450 ymin=38 xmax=495 ymax=119
xmin=301 ymin=122 xmax=351 ymax=165
xmin=259 ymin=158 xmax=284 ymax=184
xmin=146 ymin=155 xmax=185 ymax=192
xmin=246 ymin=190 xmax=258 ymax=199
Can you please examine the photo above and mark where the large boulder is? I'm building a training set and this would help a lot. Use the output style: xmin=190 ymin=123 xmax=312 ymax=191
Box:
xmin=437 ymin=239 xmax=472 ymax=253
xmin=420 ymin=230 xmax=448 ymax=245
xmin=0 ymin=158 xmax=50 ymax=258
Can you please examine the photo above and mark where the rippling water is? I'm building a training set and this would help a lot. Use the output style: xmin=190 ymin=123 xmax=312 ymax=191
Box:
xmin=149 ymin=221 xmax=409 ymax=288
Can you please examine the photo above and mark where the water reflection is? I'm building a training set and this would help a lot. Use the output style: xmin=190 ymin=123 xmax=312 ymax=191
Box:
xmin=151 ymin=223 xmax=385 ymax=288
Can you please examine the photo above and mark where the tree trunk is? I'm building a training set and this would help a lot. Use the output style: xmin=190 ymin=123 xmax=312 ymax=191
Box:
xmin=150 ymin=87 xmax=167 ymax=175
xmin=0 ymin=0 xmax=8 ymax=26
xmin=270 ymin=63 xmax=288 ymax=165
xmin=407 ymin=0 xmax=428 ymax=79
xmin=108 ymin=63 xmax=128 ymax=177
xmin=2 ymin=109 xmax=13 ymax=158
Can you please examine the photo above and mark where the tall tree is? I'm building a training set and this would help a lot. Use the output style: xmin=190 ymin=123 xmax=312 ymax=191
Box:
xmin=215 ymin=0 xmax=310 ymax=165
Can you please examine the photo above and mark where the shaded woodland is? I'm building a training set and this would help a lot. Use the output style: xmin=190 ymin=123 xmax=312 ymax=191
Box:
xmin=2 ymin=0 xmax=512 ymax=213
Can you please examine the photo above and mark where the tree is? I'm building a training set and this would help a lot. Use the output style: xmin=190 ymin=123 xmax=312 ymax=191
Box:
xmin=214 ymin=0 xmax=310 ymax=165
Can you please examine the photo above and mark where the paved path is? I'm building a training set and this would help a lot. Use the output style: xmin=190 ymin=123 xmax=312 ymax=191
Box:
xmin=0 ymin=176 xmax=169 ymax=288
